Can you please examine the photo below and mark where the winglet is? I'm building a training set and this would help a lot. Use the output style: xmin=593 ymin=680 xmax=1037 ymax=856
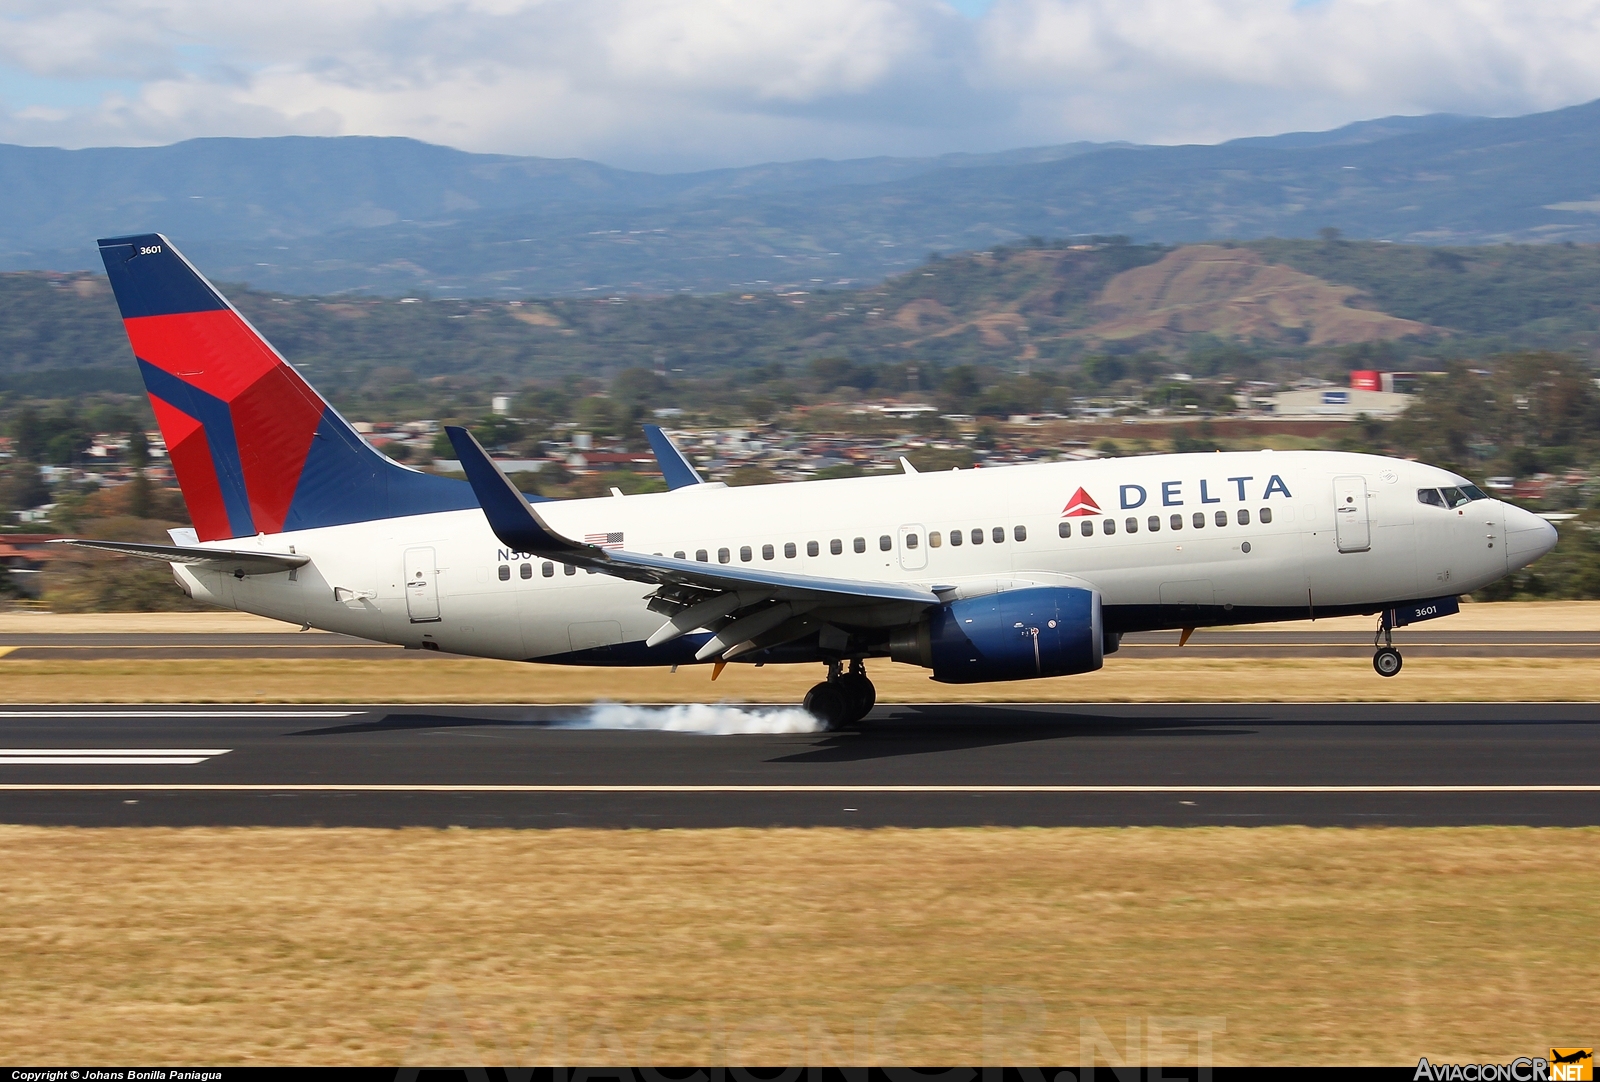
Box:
xmin=445 ymin=426 xmax=584 ymax=556
xmin=642 ymin=424 xmax=705 ymax=490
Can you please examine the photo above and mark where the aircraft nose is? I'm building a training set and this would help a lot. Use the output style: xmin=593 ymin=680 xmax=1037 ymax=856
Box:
xmin=1503 ymin=503 xmax=1558 ymax=570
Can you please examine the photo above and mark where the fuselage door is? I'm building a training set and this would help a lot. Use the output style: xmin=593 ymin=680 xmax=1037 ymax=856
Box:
xmin=1333 ymin=476 xmax=1371 ymax=553
xmin=898 ymin=524 xmax=928 ymax=571
xmin=403 ymin=547 xmax=441 ymax=623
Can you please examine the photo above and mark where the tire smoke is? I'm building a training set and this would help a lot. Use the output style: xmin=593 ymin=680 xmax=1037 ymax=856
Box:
xmin=570 ymin=701 xmax=825 ymax=735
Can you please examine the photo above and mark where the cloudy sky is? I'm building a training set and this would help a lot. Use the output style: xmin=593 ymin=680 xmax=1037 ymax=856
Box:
xmin=2 ymin=0 xmax=1598 ymax=171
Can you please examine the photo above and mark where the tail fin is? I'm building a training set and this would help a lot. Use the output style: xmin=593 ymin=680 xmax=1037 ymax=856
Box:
xmin=98 ymin=233 xmax=478 ymax=540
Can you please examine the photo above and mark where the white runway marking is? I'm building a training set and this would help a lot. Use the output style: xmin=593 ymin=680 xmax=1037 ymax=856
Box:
xmin=0 ymin=783 xmax=1594 ymax=793
xmin=0 ymin=749 xmax=231 ymax=765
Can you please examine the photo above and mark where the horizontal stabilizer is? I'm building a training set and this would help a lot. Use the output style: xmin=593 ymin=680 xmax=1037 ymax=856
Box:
xmin=52 ymin=539 xmax=309 ymax=577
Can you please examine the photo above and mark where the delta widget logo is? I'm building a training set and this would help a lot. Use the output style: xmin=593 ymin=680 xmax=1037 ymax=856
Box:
xmin=1062 ymin=487 xmax=1102 ymax=517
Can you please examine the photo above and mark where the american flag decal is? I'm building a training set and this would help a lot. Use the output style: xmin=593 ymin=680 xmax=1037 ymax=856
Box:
xmin=584 ymin=531 xmax=624 ymax=550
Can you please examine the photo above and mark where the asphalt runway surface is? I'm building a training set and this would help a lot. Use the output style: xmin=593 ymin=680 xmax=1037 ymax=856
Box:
xmin=4 ymin=629 xmax=1600 ymax=659
xmin=1 ymin=702 xmax=1597 ymax=828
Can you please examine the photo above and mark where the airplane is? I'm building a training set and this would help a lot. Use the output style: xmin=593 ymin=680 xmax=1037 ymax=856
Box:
xmin=60 ymin=233 xmax=1559 ymax=726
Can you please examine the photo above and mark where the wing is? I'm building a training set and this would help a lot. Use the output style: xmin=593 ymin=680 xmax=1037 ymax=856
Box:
xmin=446 ymin=426 xmax=940 ymax=660
xmin=51 ymin=539 xmax=308 ymax=578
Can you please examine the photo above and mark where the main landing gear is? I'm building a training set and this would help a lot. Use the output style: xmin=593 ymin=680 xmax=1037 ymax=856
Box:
xmin=803 ymin=659 xmax=876 ymax=728
xmin=1373 ymin=614 xmax=1403 ymax=678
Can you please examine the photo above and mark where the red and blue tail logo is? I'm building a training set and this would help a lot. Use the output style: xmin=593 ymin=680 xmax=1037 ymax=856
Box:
xmin=98 ymin=234 xmax=483 ymax=541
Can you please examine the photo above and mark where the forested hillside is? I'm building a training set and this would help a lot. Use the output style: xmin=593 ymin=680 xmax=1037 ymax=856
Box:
xmin=2 ymin=238 xmax=1597 ymax=414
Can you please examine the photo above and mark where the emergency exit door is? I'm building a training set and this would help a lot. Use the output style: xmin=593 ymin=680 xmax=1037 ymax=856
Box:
xmin=898 ymin=524 xmax=928 ymax=571
xmin=404 ymin=547 xmax=441 ymax=622
xmin=1333 ymin=476 xmax=1371 ymax=553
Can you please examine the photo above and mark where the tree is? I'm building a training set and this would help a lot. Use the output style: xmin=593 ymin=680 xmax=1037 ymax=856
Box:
xmin=0 ymin=462 xmax=50 ymax=514
xmin=11 ymin=407 xmax=45 ymax=461
xmin=469 ymin=414 xmax=524 ymax=449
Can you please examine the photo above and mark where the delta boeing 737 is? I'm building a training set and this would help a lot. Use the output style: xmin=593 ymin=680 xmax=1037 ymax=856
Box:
xmin=62 ymin=234 xmax=1559 ymax=725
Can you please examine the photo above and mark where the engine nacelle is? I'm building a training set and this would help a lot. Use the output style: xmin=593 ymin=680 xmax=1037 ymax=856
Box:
xmin=890 ymin=586 xmax=1103 ymax=683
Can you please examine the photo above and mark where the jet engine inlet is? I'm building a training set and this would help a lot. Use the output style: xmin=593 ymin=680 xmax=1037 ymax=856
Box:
xmin=891 ymin=585 xmax=1104 ymax=683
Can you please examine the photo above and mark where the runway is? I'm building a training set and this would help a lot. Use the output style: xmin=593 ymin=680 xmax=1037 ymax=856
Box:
xmin=5 ymin=628 xmax=1600 ymax=659
xmin=1 ymin=702 xmax=1597 ymax=827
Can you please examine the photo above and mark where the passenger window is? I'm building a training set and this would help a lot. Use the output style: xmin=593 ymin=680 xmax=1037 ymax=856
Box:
xmin=564 ymin=563 xmax=576 ymax=576
xmin=1125 ymin=517 xmax=1138 ymax=534
xmin=950 ymin=529 xmax=963 ymax=546
xmin=739 ymin=545 xmax=752 ymax=562
xmin=1193 ymin=512 xmax=1206 ymax=529
xmin=807 ymin=541 xmax=819 ymax=556
xmin=761 ymin=544 xmax=773 ymax=561
xmin=830 ymin=539 xmax=843 ymax=555
xmin=1170 ymin=514 xmax=1183 ymax=531
xmin=784 ymin=542 xmax=796 ymax=558
xmin=1418 ymin=488 xmax=1446 ymax=508
xmin=879 ymin=535 xmax=892 ymax=551
xmin=971 ymin=528 xmax=984 ymax=545
xmin=1014 ymin=524 xmax=1027 ymax=542
xmin=904 ymin=533 xmax=919 ymax=549
xmin=929 ymin=531 xmax=942 ymax=548
xmin=1148 ymin=516 xmax=1161 ymax=532
xmin=673 ymin=550 xmax=685 ymax=559
xmin=1237 ymin=509 xmax=1250 ymax=525
xmin=1260 ymin=507 xmax=1273 ymax=524
xmin=520 ymin=563 xmax=532 ymax=579
xmin=718 ymin=548 xmax=731 ymax=564
xmin=1215 ymin=510 xmax=1228 ymax=527
xmin=542 ymin=562 xmax=554 ymax=577
xmin=854 ymin=537 xmax=867 ymax=553
xmin=696 ymin=549 xmax=708 ymax=562
xmin=992 ymin=526 xmax=1005 ymax=544
xmin=1103 ymin=518 xmax=1116 ymax=536
xmin=1058 ymin=521 xmax=1071 ymax=538
xmin=1080 ymin=519 xmax=1094 ymax=537
xmin=498 ymin=564 xmax=510 ymax=581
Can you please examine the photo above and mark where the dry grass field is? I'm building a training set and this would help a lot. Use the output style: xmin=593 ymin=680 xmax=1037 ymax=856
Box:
xmin=0 ymin=825 xmax=1593 ymax=1066
xmin=3 ymin=601 xmax=1596 ymax=705
xmin=3 ymin=599 xmax=1596 ymax=635
xmin=0 ymin=654 xmax=1598 ymax=704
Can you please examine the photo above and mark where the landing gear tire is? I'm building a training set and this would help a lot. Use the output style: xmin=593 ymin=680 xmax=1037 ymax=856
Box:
xmin=803 ymin=682 xmax=849 ymax=728
xmin=1373 ymin=647 xmax=1403 ymax=678
xmin=838 ymin=672 xmax=876 ymax=725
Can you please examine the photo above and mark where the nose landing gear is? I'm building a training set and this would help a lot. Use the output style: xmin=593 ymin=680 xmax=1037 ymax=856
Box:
xmin=1373 ymin=613 xmax=1403 ymax=677
xmin=802 ymin=659 xmax=876 ymax=727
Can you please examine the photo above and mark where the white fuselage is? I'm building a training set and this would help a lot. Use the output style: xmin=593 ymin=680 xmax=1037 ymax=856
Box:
xmin=174 ymin=450 xmax=1553 ymax=664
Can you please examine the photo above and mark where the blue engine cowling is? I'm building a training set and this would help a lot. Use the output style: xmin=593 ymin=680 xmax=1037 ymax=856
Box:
xmin=889 ymin=586 xmax=1103 ymax=683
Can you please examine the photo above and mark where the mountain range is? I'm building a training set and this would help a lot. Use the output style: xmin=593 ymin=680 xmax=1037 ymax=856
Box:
xmin=2 ymin=101 xmax=1598 ymax=296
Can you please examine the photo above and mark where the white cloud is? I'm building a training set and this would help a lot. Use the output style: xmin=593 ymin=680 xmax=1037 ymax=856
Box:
xmin=1 ymin=0 xmax=1598 ymax=169
xmin=979 ymin=0 xmax=1600 ymax=144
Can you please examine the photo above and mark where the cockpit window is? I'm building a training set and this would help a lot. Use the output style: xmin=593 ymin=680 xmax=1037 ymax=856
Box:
xmin=1460 ymin=484 xmax=1488 ymax=501
xmin=1418 ymin=488 xmax=1446 ymax=508
xmin=1439 ymin=486 xmax=1472 ymax=508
